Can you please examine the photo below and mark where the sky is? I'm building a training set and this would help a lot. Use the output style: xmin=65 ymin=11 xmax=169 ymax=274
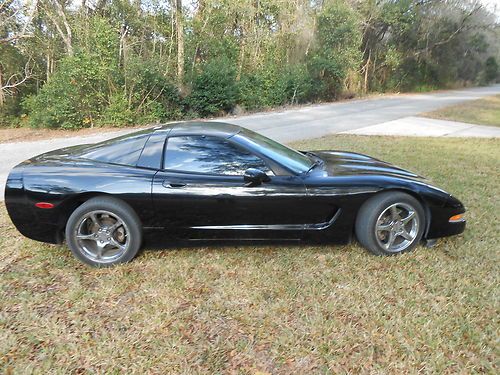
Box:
xmin=482 ymin=0 xmax=500 ymax=10
xmin=40 ymin=0 xmax=500 ymax=17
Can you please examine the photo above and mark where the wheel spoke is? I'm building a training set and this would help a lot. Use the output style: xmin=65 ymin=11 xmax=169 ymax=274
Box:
xmin=109 ymin=238 xmax=126 ymax=252
xmin=399 ymin=230 xmax=413 ymax=241
xmin=89 ymin=213 xmax=102 ymax=228
xmin=377 ymin=222 xmax=392 ymax=231
xmin=390 ymin=206 xmax=400 ymax=220
xmin=401 ymin=211 xmax=415 ymax=224
xmin=76 ymin=233 xmax=96 ymax=241
xmin=384 ymin=230 xmax=396 ymax=249
xmin=95 ymin=244 xmax=105 ymax=260
xmin=108 ymin=219 xmax=123 ymax=234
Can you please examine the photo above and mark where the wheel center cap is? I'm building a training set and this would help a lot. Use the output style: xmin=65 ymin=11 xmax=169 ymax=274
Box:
xmin=97 ymin=231 xmax=110 ymax=243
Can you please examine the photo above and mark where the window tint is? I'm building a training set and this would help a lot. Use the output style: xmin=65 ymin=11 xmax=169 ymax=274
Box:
xmin=234 ymin=129 xmax=313 ymax=174
xmin=80 ymin=132 xmax=150 ymax=166
xmin=164 ymin=136 xmax=272 ymax=175
xmin=137 ymin=131 xmax=166 ymax=169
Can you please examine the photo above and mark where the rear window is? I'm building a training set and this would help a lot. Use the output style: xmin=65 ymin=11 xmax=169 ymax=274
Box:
xmin=79 ymin=131 xmax=151 ymax=166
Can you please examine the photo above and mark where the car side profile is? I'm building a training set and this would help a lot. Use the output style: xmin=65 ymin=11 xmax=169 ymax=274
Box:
xmin=5 ymin=122 xmax=466 ymax=266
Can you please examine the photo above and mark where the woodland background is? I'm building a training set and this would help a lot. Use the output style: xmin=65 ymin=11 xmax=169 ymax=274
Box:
xmin=1 ymin=0 xmax=499 ymax=129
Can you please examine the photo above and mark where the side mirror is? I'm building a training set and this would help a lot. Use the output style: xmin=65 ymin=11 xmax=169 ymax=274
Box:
xmin=244 ymin=168 xmax=271 ymax=186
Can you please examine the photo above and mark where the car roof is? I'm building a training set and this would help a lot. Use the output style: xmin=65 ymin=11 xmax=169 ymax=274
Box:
xmin=154 ymin=121 xmax=242 ymax=138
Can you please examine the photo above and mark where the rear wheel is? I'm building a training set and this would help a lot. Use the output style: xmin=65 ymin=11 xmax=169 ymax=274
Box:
xmin=65 ymin=197 xmax=142 ymax=267
xmin=355 ymin=192 xmax=425 ymax=256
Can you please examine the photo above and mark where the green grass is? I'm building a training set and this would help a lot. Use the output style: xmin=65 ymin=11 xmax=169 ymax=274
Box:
xmin=1 ymin=135 xmax=499 ymax=373
xmin=423 ymin=95 xmax=500 ymax=127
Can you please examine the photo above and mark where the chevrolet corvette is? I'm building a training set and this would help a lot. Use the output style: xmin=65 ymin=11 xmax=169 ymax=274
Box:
xmin=5 ymin=122 xmax=466 ymax=266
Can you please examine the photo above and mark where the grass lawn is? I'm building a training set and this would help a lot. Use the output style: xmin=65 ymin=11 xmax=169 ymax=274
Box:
xmin=1 ymin=135 xmax=499 ymax=373
xmin=423 ymin=94 xmax=500 ymax=127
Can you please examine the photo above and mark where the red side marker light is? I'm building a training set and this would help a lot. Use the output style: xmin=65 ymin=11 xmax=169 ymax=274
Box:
xmin=35 ymin=202 xmax=54 ymax=209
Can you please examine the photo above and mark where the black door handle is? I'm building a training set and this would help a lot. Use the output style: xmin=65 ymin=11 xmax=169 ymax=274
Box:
xmin=163 ymin=181 xmax=186 ymax=188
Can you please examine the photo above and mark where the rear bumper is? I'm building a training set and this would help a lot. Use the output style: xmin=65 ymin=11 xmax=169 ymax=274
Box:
xmin=5 ymin=166 xmax=62 ymax=244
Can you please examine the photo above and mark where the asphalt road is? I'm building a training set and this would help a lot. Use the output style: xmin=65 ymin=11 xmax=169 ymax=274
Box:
xmin=1 ymin=84 xmax=500 ymax=199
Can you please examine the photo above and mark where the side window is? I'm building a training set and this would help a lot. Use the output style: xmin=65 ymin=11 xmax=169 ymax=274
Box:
xmin=164 ymin=135 xmax=272 ymax=175
xmin=80 ymin=132 xmax=149 ymax=167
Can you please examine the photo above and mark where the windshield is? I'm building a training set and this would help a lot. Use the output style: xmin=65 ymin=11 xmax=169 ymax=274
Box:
xmin=234 ymin=129 xmax=313 ymax=174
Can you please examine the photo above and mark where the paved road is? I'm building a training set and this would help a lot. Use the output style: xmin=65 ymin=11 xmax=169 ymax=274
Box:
xmin=228 ymin=84 xmax=500 ymax=141
xmin=1 ymin=84 xmax=500 ymax=198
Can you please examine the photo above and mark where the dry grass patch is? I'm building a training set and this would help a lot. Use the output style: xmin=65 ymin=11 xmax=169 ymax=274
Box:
xmin=423 ymin=94 xmax=500 ymax=127
xmin=1 ymin=135 xmax=499 ymax=373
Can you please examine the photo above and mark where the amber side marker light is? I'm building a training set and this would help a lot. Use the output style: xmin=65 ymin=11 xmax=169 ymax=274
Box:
xmin=449 ymin=214 xmax=465 ymax=223
xmin=35 ymin=202 xmax=54 ymax=209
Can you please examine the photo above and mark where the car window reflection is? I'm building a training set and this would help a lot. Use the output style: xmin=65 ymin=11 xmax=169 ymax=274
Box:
xmin=80 ymin=133 xmax=150 ymax=166
xmin=164 ymin=136 xmax=272 ymax=176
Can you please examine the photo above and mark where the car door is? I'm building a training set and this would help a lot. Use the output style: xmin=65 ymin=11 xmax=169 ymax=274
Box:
xmin=151 ymin=134 xmax=310 ymax=239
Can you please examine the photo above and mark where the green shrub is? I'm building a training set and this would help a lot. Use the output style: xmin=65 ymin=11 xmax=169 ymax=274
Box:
xmin=310 ymin=1 xmax=362 ymax=99
xmin=124 ymin=57 xmax=182 ymax=123
xmin=483 ymin=57 xmax=499 ymax=83
xmin=239 ymin=64 xmax=314 ymax=110
xmin=23 ymin=18 xmax=119 ymax=129
xmin=23 ymin=53 xmax=110 ymax=129
xmin=98 ymin=92 xmax=135 ymax=127
xmin=187 ymin=58 xmax=238 ymax=116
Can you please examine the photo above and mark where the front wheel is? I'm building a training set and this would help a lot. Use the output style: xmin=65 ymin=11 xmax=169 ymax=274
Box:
xmin=65 ymin=197 xmax=142 ymax=267
xmin=355 ymin=192 xmax=425 ymax=256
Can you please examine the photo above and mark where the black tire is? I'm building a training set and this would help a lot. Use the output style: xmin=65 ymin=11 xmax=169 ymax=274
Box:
xmin=65 ymin=196 xmax=142 ymax=267
xmin=355 ymin=191 xmax=425 ymax=256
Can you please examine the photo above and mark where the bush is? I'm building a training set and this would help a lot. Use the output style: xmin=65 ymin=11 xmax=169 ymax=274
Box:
xmin=483 ymin=57 xmax=499 ymax=83
xmin=98 ymin=92 xmax=135 ymax=127
xmin=24 ymin=18 xmax=119 ymax=129
xmin=187 ymin=58 xmax=238 ymax=116
xmin=310 ymin=1 xmax=362 ymax=99
xmin=239 ymin=64 xmax=314 ymax=110
xmin=23 ymin=53 xmax=110 ymax=129
xmin=123 ymin=58 xmax=182 ymax=123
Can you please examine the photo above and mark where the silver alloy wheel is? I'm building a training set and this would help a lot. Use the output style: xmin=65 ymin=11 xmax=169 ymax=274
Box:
xmin=74 ymin=210 xmax=130 ymax=264
xmin=375 ymin=202 xmax=420 ymax=253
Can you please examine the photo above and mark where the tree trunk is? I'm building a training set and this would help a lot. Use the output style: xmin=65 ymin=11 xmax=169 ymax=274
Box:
xmin=175 ymin=0 xmax=184 ymax=86
xmin=0 ymin=66 xmax=4 ymax=107
xmin=364 ymin=49 xmax=371 ymax=93
xmin=47 ymin=0 xmax=73 ymax=56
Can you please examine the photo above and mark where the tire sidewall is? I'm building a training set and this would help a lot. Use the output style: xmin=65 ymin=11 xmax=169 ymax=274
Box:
xmin=356 ymin=192 xmax=426 ymax=256
xmin=65 ymin=197 xmax=142 ymax=267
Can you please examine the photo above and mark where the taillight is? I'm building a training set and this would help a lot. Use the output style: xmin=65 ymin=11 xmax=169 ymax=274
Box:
xmin=35 ymin=202 xmax=54 ymax=209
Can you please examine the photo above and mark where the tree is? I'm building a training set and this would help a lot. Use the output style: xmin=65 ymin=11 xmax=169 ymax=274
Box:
xmin=483 ymin=56 xmax=499 ymax=83
xmin=174 ymin=0 xmax=184 ymax=85
xmin=0 ymin=0 xmax=498 ymax=129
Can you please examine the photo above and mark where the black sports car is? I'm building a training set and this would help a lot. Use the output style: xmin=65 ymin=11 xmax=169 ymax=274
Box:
xmin=5 ymin=122 xmax=466 ymax=266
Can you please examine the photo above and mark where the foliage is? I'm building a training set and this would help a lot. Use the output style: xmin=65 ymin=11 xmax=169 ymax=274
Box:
xmin=239 ymin=64 xmax=314 ymax=109
xmin=310 ymin=1 xmax=362 ymax=98
xmin=23 ymin=52 xmax=110 ymax=129
xmin=483 ymin=57 xmax=499 ymax=83
xmin=187 ymin=58 xmax=238 ymax=116
xmin=1 ymin=0 xmax=499 ymax=128
xmin=98 ymin=91 xmax=135 ymax=127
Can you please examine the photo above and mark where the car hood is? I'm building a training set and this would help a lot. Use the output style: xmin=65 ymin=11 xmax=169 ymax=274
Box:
xmin=311 ymin=150 xmax=426 ymax=181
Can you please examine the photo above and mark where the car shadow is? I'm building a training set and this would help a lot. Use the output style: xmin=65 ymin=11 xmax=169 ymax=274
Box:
xmin=141 ymin=231 xmax=305 ymax=251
